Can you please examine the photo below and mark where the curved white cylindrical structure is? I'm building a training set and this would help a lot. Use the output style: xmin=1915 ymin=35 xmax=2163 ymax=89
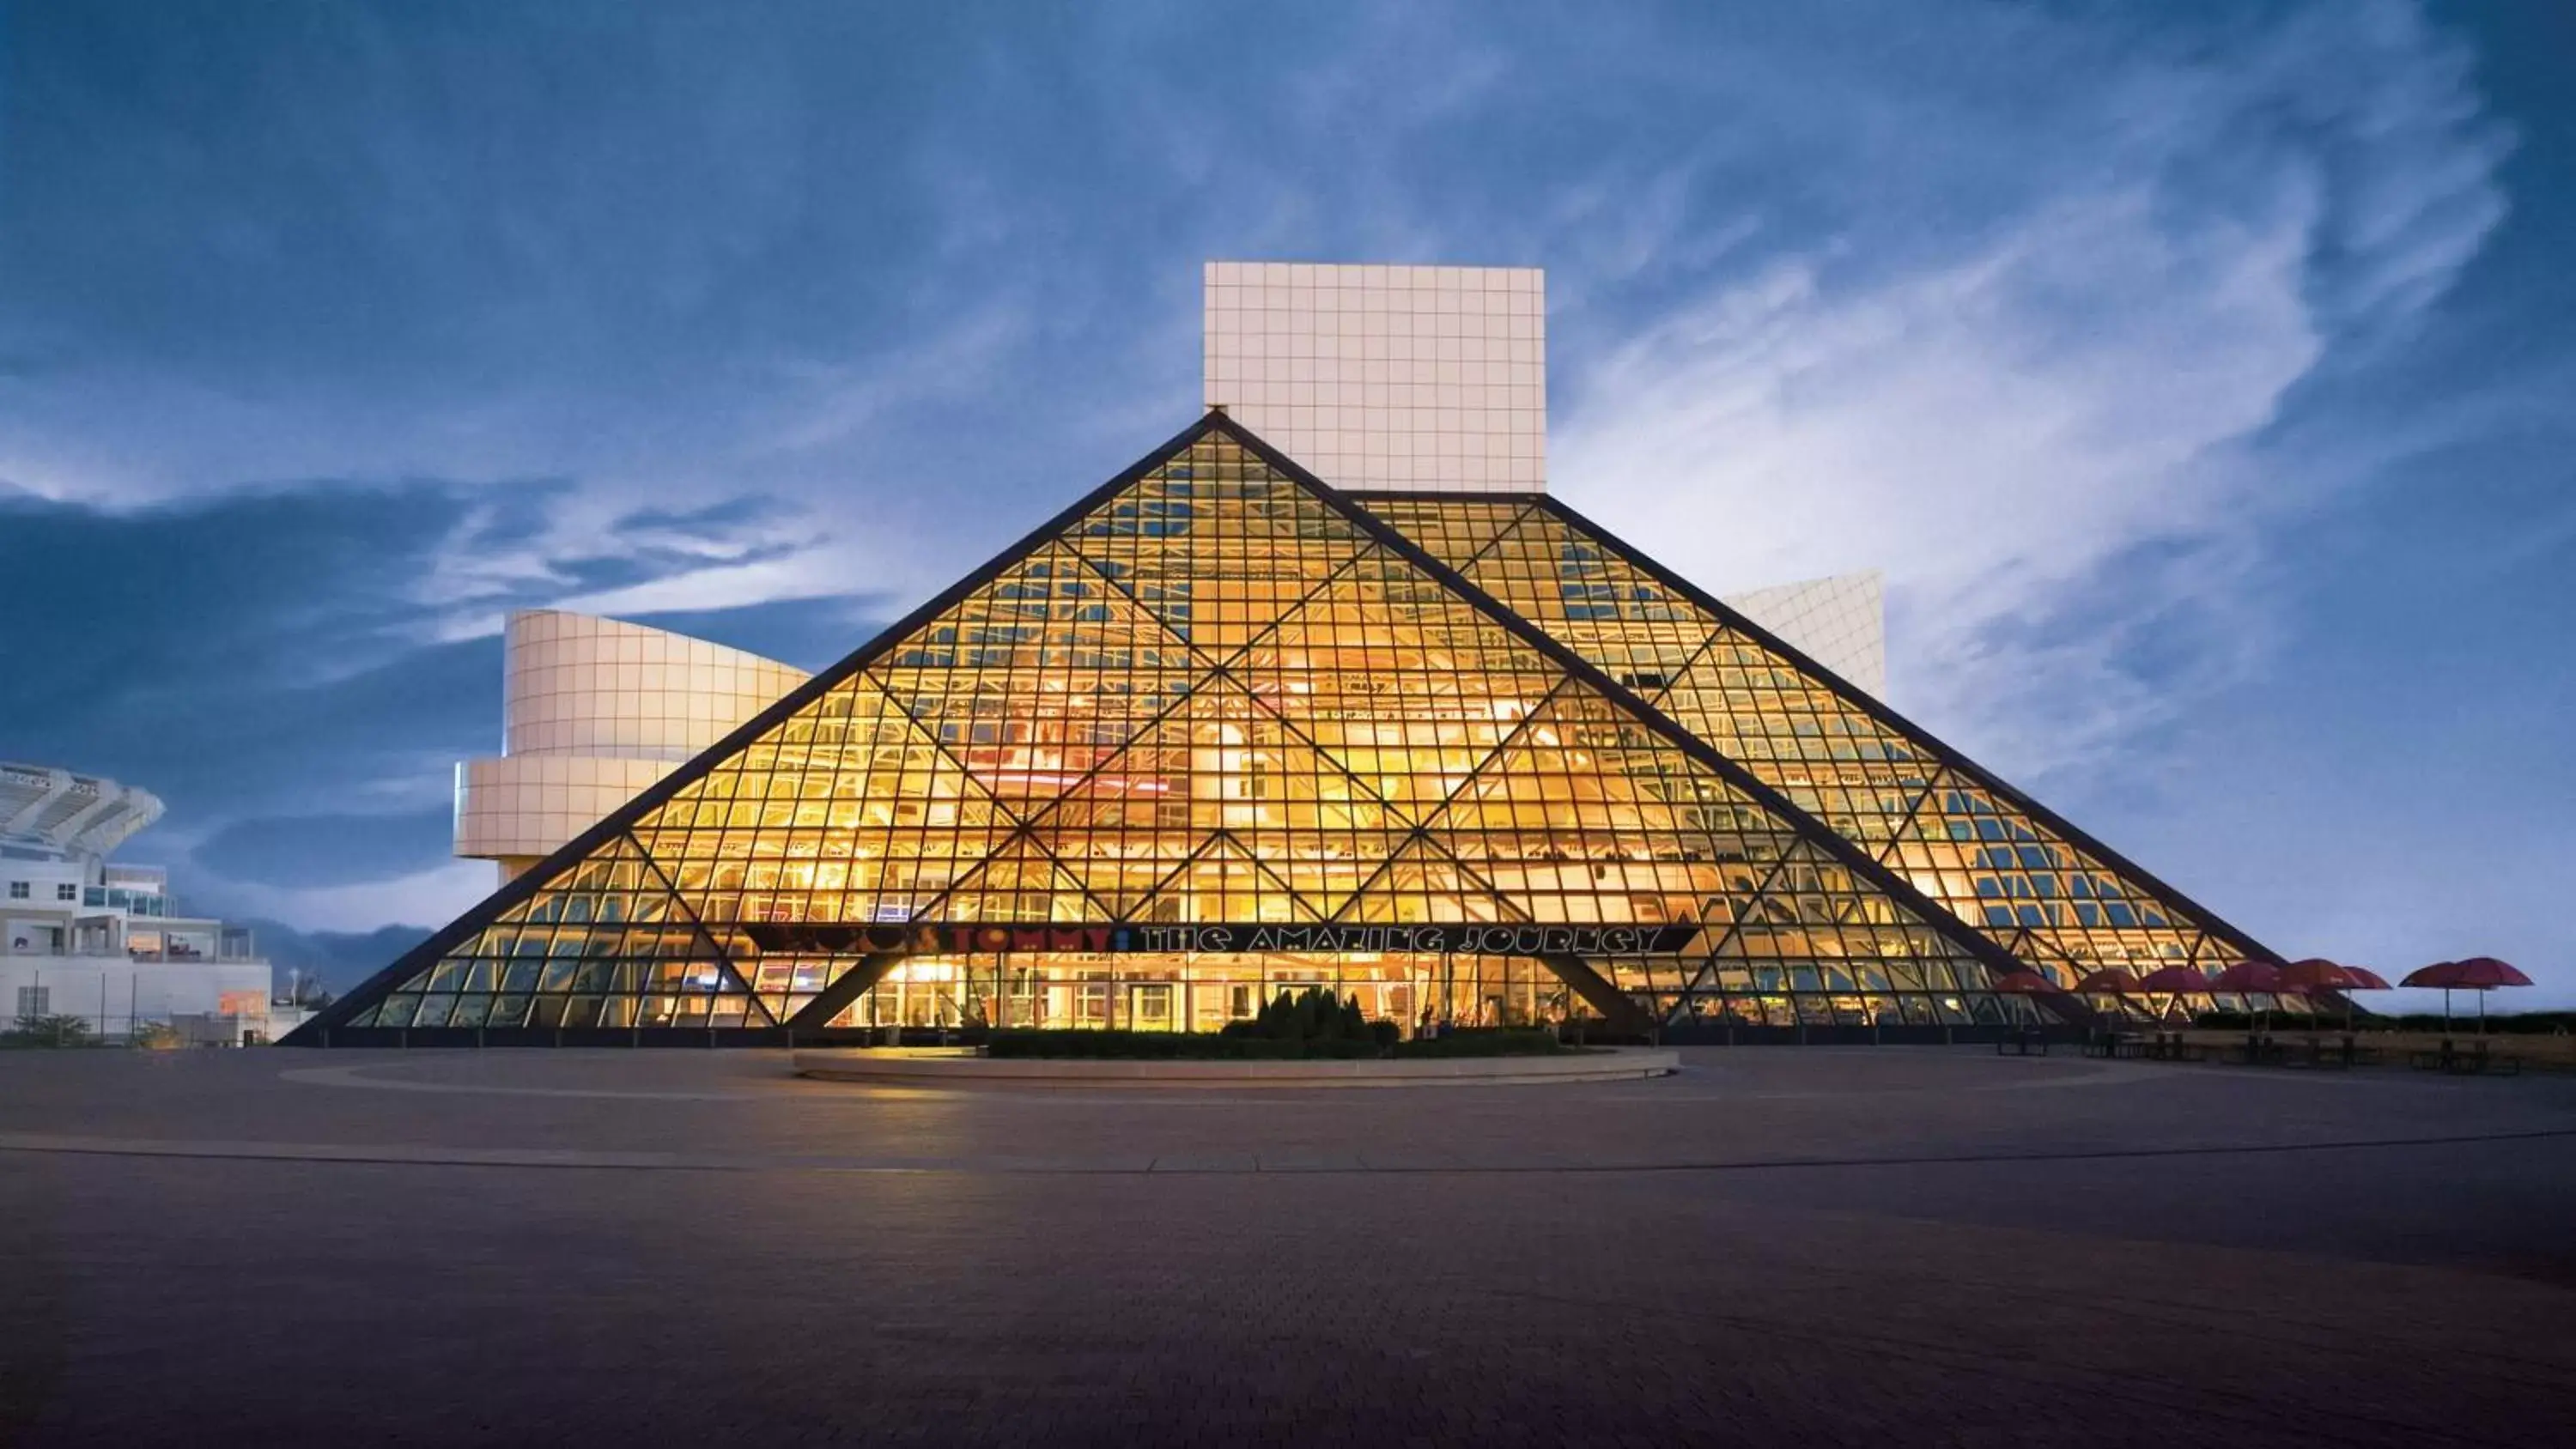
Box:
xmin=453 ymin=611 xmax=809 ymax=878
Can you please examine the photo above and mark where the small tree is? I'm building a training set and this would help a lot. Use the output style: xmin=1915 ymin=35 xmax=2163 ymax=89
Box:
xmin=1301 ymin=988 xmax=1337 ymax=1040
xmin=9 ymin=1013 xmax=94 ymax=1047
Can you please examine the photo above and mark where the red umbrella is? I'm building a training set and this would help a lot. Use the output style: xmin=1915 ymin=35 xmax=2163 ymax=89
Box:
xmin=2276 ymin=958 xmax=2359 ymax=991
xmin=2209 ymin=961 xmax=2287 ymax=1032
xmin=2404 ymin=960 xmax=2460 ymax=1030
xmin=1984 ymin=969 xmax=2058 ymax=1028
xmin=2209 ymin=961 xmax=2283 ymax=993
xmin=2399 ymin=958 xmax=2531 ymax=1033
xmin=2405 ymin=957 xmax=2533 ymax=990
xmin=2404 ymin=960 xmax=2457 ymax=985
xmin=2136 ymin=965 xmax=2210 ymax=993
xmin=2074 ymin=967 xmax=2147 ymax=1023
xmin=2277 ymin=959 xmax=2377 ymax=1028
xmin=2131 ymin=964 xmax=2207 ymax=1024
xmin=2337 ymin=966 xmax=2393 ymax=991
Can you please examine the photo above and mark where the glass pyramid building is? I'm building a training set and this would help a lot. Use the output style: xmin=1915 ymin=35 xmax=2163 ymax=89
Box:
xmin=290 ymin=412 xmax=2278 ymax=1046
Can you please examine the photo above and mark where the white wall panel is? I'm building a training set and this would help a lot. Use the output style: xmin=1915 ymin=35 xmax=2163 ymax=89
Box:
xmin=455 ymin=612 xmax=812 ymax=876
xmin=502 ymin=611 xmax=807 ymax=762
xmin=1204 ymin=261 xmax=1546 ymax=494
xmin=1720 ymin=572 xmax=1888 ymax=700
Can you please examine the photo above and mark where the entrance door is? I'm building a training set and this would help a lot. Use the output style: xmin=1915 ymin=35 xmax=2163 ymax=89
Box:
xmin=1127 ymin=983 xmax=1175 ymax=1032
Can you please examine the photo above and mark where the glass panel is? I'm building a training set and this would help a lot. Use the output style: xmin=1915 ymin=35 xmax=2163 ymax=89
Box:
xmin=337 ymin=429 xmax=2081 ymax=1033
xmin=1364 ymin=495 xmax=2241 ymax=979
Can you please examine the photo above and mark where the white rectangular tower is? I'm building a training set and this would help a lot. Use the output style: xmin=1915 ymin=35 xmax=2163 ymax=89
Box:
xmin=1203 ymin=261 xmax=1546 ymax=494
xmin=1203 ymin=258 xmax=1884 ymax=697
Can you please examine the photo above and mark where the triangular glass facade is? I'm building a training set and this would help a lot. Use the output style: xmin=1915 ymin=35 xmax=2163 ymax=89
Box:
xmin=302 ymin=414 xmax=2270 ymax=1044
xmin=1355 ymin=494 xmax=2271 ymax=997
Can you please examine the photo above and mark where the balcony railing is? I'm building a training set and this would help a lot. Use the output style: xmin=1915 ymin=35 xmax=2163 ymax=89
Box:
xmin=81 ymin=886 xmax=168 ymax=915
xmin=1 ymin=943 xmax=258 ymax=963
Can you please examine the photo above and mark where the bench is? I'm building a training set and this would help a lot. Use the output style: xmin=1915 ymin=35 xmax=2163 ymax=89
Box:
xmin=2081 ymin=1033 xmax=2162 ymax=1060
xmin=2145 ymin=1032 xmax=2207 ymax=1063
xmin=2410 ymin=1040 xmax=2523 ymax=1076
xmin=2281 ymin=1034 xmax=2370 ymax=1070
xmin=2228 ymin=1034 xmax=2287 ymax=1066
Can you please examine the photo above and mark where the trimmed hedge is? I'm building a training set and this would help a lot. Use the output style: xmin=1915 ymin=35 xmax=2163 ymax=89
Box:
xmin=975 ymin=989 xmax=1584 ymax=1061
xmin=984 ymin=1029 xmax=1385 ymax=1060
xmin=978 ymin=1025 xmax=1575 ymax=1060
xmin=1219 ymin=986 xmax=1398 ymax=1047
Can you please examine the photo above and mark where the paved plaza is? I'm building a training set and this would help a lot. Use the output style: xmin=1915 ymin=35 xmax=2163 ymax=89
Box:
xmin=3 ymin=1046 xmax=2573 ymax=1446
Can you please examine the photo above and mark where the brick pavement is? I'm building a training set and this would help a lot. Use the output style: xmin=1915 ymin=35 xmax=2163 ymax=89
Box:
xmin=2 ymin=1047 xmax=2572 ymax=1446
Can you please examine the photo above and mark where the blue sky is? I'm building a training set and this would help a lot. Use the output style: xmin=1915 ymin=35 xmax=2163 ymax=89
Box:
xmin=3 ymin=1 xmax=2569 ymax=1005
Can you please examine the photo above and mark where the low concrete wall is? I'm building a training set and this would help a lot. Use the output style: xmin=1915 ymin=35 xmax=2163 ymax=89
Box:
xmin=793 ymin=1046 xmax=1680 ymax=1088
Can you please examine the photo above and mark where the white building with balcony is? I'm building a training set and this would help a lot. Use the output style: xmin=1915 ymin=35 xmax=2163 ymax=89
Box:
xmin=1 ymin=761 xmax=278 ymax=1044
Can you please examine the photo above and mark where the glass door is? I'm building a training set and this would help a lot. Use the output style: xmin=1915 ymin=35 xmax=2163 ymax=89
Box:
xmin=1126 ymin=983 xmax=1175 ymax=1032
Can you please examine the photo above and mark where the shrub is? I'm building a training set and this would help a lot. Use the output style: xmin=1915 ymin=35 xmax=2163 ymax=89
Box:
xmin=1249 ymin=987 xmax=1382 ymax=1047
xmin=971 ymin=991 xmax=1561 ymax=1059
xmin=131 ymin=1022 xmax=185 ymax=1050
xmin=3 ymin=1013 xmax=95 ymax=1048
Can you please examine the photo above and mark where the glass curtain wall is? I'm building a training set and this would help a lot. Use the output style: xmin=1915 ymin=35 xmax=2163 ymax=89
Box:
xmin=337 ymin=424 xmax=2054 ymax=1034
xmin=1361 ymin=494 xmax=2285 ymax=1020
xmin=848 ymin=951 xmax=1567 ymax=1033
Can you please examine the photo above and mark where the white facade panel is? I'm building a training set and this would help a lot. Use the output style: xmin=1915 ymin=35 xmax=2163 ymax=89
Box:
xmin=1721 ymin=572 xmax=1887 ymax=700
xmin=453 ymin=755 xmax=675 ymax=863
xmin=456 ymin=611 xmax=813 ymax=876
xmin=502 ymin=610 xmax=809 ymax=762
xmin=1203 ymin=261 xmax=1546 ymax=494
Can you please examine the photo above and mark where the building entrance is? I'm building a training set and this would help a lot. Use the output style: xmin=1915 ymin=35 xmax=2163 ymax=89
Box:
xmin=830 ymin=951 xmax=1569 ymax=1034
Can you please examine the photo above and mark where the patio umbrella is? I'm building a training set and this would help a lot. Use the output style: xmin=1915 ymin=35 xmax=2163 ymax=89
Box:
xmin=2210 ymin=960 xmax=2284 ymax=992
xmin=1989 ymin=970 xmax=2057 ymax=993
xmin=2403 ymin=960 xmax=2460 ymax=1030
xmin=2136 ymin=965 xmax=2209 ymax=1023
xmin=1987 ymin=970 xmax=2058 ymax=1025
xmin=2075 ymin=967 xmax=2144 ymax=993
xmin=2136 ymin=965 xmax=2210 ymax=991
xmin=2210 ymin=961 xmax=2286 ymax=1031
xmin=2277 ymin=958 xmax=2358 ymax=991
xmin=2277 ymin=958 xmax=2374 ymax=1028
xmin=2075 ymin=967 xmax=2145 ymax=1023
xmin=2431 ymin=957 xmax=2533 ymax=989
xmin=2400 ymin=958 xmax=2532 ymax=1033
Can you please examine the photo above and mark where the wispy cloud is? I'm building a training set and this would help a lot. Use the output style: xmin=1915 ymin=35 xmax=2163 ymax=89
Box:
xmin=1555 ymin=0 xmax=2511 ymax=779
xmin=539 ymin=549 xmax=876 ymax=626
xmin=0 ymin=476 xmax=879 ymax=932
xmin=2 ymin=0 xmax=2561 ymax=988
